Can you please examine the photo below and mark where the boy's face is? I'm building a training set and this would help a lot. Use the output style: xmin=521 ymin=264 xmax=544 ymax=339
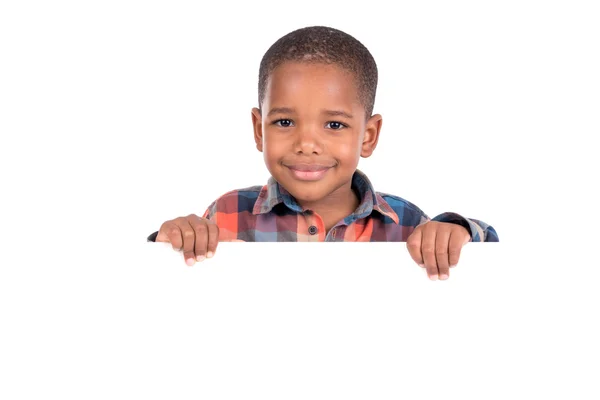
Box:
xmin=251 ymin=61 xmax=382 ymax=207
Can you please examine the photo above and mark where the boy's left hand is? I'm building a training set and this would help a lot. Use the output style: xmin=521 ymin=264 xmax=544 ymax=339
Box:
xmin=406 ymin=221 xmax=471 ymax=281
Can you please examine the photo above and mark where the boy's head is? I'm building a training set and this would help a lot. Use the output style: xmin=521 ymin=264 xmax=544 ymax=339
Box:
xmin=257 ymin=26 xmax=378 ymax=120
xmin=251 ymin=26 xmax=383 ymax=209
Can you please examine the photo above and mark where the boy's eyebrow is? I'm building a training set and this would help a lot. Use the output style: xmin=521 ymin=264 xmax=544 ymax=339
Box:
xmin=267 ymin=107 xmax=354 ymax=119
xmin=267 ymin=107 xmax=296 ymax=116
xmin=322 ymin=109 xmax=354 ymax=119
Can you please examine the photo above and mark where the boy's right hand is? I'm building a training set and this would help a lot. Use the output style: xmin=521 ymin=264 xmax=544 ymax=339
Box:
xmin=155 ymin=214 xmax=219 ymax=266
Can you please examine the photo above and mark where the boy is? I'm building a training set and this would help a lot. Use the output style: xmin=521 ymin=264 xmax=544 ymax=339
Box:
xmin=147 ymin=26 xmax=499 ymax=280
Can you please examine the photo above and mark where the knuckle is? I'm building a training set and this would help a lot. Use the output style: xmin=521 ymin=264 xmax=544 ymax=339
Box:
xmin=435 ymin=247 xmax=448 ymax=255
xmin=422 ymin=246 xmax=435 ymax=255
xmin=195 ymin=227 xmax=208 ymax=240
xmin=195 ymin=223 xmax=208 ymax=232
xmin=406 ymin=239 xmax=420 ymax=249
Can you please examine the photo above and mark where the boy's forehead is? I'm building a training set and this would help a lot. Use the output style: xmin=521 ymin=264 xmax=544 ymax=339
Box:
xmin=264 ymin=62 xmax=362 ymax=112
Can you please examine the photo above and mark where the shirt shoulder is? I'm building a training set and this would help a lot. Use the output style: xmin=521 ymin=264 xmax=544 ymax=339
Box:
xmin=376 ymin=191 xmax=429 ymax=223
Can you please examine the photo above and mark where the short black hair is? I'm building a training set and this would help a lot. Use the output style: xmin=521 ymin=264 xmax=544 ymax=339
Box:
xmin=258 ymin=26 xmax=378 ymax=119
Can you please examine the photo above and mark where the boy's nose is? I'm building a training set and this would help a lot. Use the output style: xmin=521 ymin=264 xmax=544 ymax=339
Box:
xmin=294 ymin=128 xmax=323 ymax=155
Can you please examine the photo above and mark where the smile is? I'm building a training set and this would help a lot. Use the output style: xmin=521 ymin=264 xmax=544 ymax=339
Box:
xmin=285 ymin=164 xmax=333 ymax=181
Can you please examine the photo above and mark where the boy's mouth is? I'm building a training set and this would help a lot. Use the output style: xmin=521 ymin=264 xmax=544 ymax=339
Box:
xmin=284 ymin=163 xmax=334 ymax=181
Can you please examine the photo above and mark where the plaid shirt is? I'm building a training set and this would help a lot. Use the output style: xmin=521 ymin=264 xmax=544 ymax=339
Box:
xmin=147 ymin=169 xmax=498 ymax=243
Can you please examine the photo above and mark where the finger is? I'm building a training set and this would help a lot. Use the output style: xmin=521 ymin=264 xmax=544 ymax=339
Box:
xmin=188 ymin=215 xmax=208 ymax=261
xmin=448 ymin=229 xmax=467 ymax=267
xmin=406 ymin=227 xmax=424 ymax=266
xmin=421 ymin=225 xmax=438 ymax=280
xmin=164 ymin=223 xmax=184 ymax=252
xmin=190 ymin=219 xmax=209 ymax=263
xmin=435 ymin=227 xmax=451 ymax=280
xmin=206 ymin=223 xmax=219 ymax=258
xmin=178 ymin=218 xmax=197 ymax=266
xmin=155 ymin=223 xmax=171 ymax=243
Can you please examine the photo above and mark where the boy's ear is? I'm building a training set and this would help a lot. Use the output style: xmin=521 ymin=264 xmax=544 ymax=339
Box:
xmin=360 ymin=113 xmax=383 ymax=158
xmin=251 ymin=107 xmax=263 ymax=152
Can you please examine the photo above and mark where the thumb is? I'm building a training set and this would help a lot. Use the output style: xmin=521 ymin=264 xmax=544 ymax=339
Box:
xmin=155 ymin=230 xmax=169 ymax=243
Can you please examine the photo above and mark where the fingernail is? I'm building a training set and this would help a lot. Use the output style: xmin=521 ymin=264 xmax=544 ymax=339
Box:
xmin=450 ymin=265 xmax=457 ymax=268
xmin=196 ymin=255 xmax=205 ymax=262
xmin=206 ymin=251 xmax=214 ymax=259
xmin=429 ymin=274 xmax=438 ymax=281
xmin=419 ymin=264 xmax=425 ymax=268
xmin=440 ymin=274 xmax=449 ymax=280
xmin=186 ymin=258 xmax=195 ymax=266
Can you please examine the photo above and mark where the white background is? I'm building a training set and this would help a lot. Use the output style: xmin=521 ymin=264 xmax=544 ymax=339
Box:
xmin=1 ymin=0 xmax=599 ymax=398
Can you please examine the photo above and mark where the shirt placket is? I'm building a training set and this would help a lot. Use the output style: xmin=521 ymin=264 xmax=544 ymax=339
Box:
xmin=303 ymin=210 xmax=325 ymax=242
xmin=325 ymin=222 xmax=345 ymax=241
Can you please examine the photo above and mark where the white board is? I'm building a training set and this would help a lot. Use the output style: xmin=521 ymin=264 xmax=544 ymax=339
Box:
xmin=1 ymin=242 xmax=598 ymax=399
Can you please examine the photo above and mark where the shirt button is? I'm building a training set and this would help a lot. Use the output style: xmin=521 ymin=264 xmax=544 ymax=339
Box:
xmin=308 ymin=225 xmax=318 ymax=235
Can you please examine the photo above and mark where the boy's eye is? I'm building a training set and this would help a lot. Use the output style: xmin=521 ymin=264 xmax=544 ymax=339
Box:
xmin=326 ymin=121 xmax=346 ymax=130
xmin=274 ymin=119 xmax=293 ymax=127
xmin=273 ymin=119 xmax=347 ymax=130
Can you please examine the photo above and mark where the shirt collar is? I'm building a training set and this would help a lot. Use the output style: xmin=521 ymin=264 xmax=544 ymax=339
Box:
xmin=252 ymin=169 xmax=399 ymax=224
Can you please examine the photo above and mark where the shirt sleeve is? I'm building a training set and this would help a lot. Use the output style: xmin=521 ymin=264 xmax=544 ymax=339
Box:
xmin=202 ymin=200 xmax=217 ymax=221
xmin=147 ymin=231 xmax=159 ymax=242
xmin=420 ymin=212 xmax=499 ymax=242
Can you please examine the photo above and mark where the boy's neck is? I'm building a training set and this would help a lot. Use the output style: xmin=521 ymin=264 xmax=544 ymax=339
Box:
xmin=297 ymin=183 xmax=360 ymax=233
